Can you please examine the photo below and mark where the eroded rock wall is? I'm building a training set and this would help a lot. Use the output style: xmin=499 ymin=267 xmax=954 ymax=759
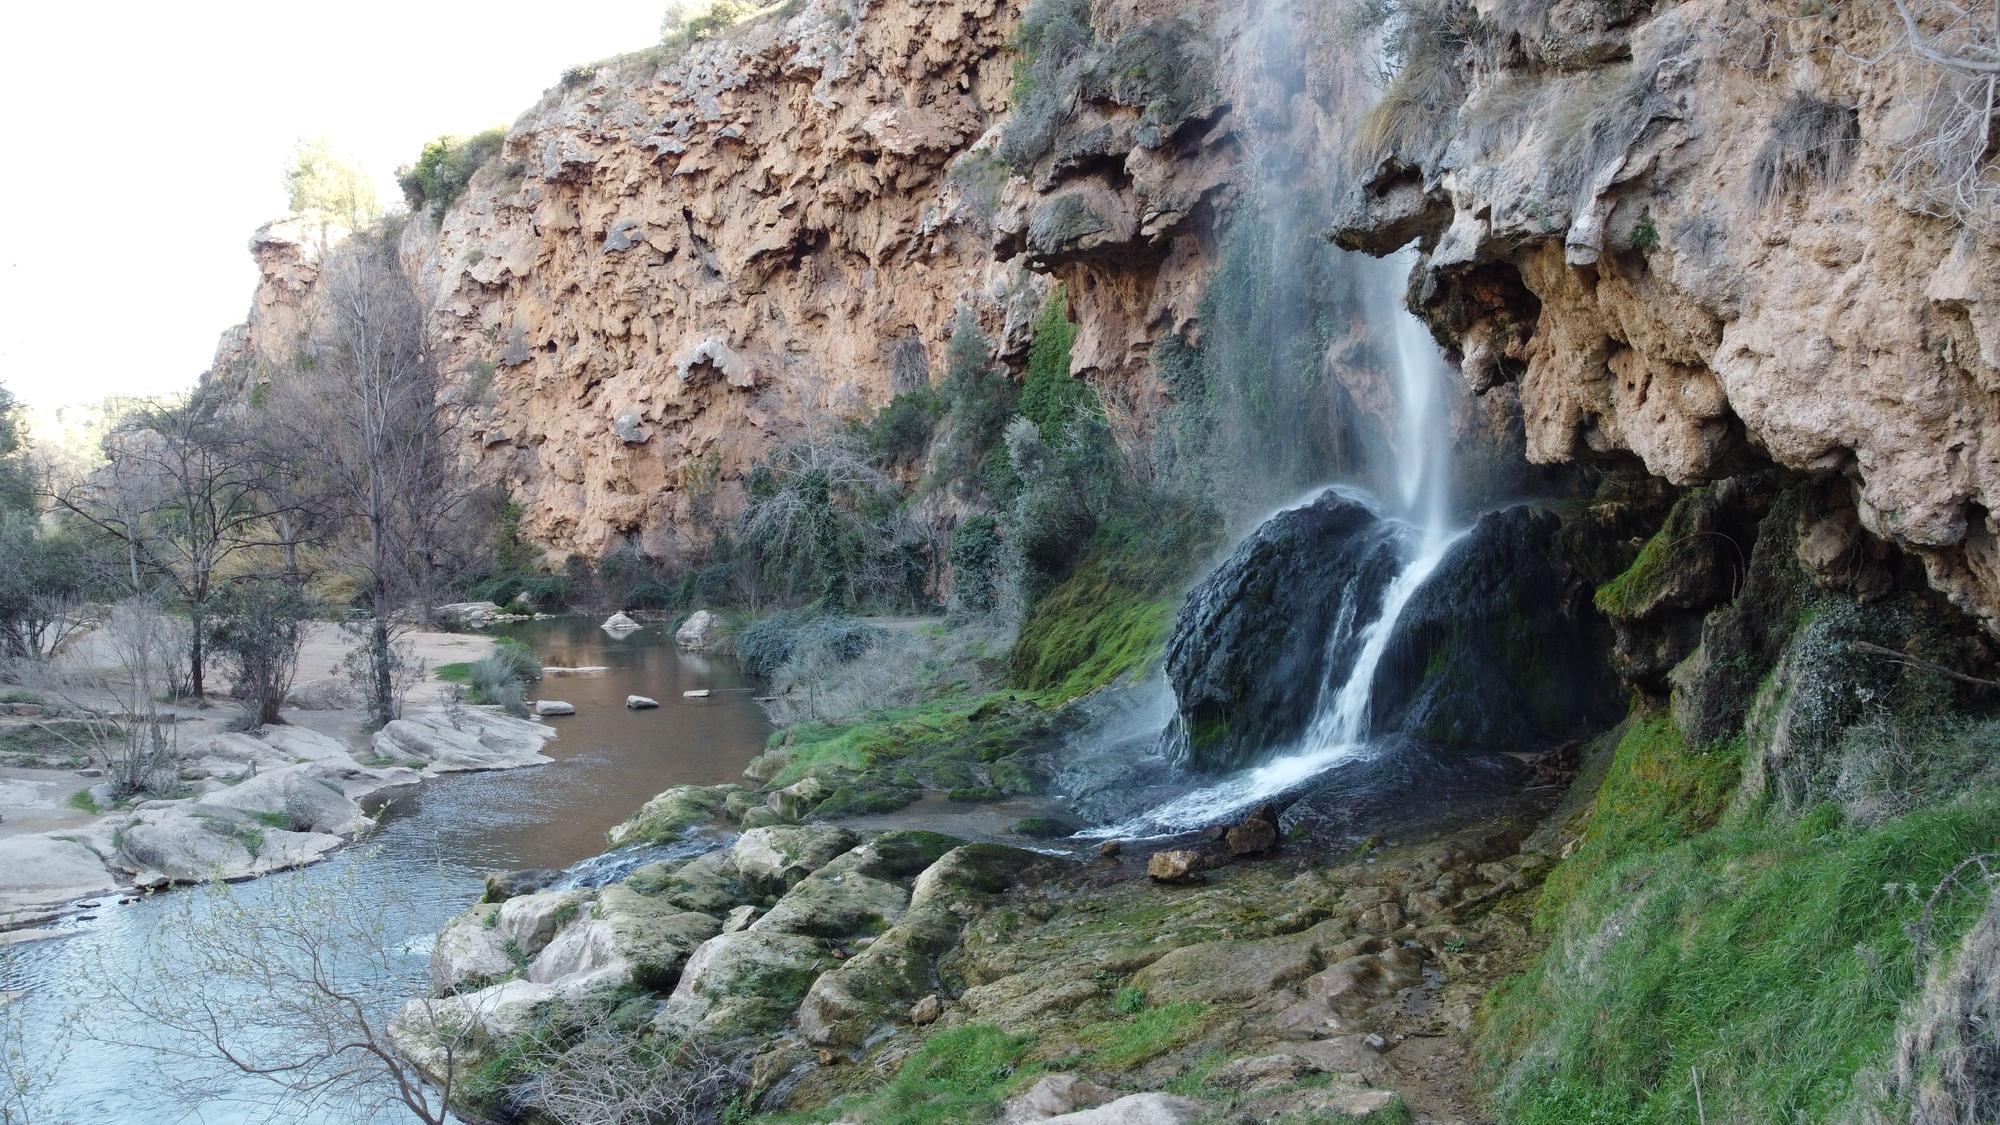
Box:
xmin=1332 ymin=0 xmax=2000 ymax=628
xmin=401 ymin=0 xmax=1036 ymax=560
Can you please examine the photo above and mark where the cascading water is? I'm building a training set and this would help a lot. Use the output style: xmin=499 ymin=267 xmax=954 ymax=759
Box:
xmin=1072 ymin=0 xmax=1471 ymax=838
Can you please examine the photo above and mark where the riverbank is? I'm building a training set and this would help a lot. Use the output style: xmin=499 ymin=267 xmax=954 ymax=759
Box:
xmin=0 ymin=624 xmax=552 ymax=927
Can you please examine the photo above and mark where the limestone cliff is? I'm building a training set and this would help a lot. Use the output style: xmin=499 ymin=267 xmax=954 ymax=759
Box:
xmin=1330 ymin=0 xmax=2000 ymax=628
xmin=203 ymin=0 xmax=2000 ymax=631
xmin=399 ymin=0 xmax=1037 ymax=560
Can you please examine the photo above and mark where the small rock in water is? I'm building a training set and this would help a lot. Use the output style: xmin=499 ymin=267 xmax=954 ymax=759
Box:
xmin=909 ymin=994 xmax=943 ymax=1025
xmin=1225 ymin=803 xmax=1281 ymax=857
xmin=683 ymin=688 xmax=712 ymax=699
xmin=600 ymin=611 xmax=641 ymax=632
xmin=626 ymin=695 xmax=660 ymax=710
xmin=533 ymin=700 xmax=576 ymax=717
xmin=1098 ymin=840 xmax=1122 ymax=859
xmin=1146 ymin=849 xmax=1203 ymax=884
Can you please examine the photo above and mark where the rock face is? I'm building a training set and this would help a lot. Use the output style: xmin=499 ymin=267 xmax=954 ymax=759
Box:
xmin=401 ymin=0 xmax=1034 ymax=561
xmin=1329 ymin=0 xmax=2000 ymax=630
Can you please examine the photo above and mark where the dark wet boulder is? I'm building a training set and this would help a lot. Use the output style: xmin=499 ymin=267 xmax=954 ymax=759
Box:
xmin=1164 ymin=489 xmax=1406 ymax=772
xmin=1367 ymin=505 xmax=1624 ymax=753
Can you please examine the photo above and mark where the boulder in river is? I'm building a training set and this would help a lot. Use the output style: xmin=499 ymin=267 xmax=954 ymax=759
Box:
xmin=601 ymin=612 xmax=641 ymax=632
xmin=626 ymin=695 xmax=660 ymax=710
xmin=435 ymin=601 xmax=505 ymax=629
xmin=534 ymin=700 xmax=576 ymax=717
xmin=675 ymin=609 xmax=725 ymax=650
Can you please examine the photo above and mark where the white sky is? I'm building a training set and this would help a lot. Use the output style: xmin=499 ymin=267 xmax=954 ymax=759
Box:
xmin=0 ymin=0 xmax=661 ymax=432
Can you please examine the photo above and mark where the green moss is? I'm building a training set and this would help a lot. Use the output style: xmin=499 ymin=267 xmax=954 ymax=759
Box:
xmin=816 ymin=1024 xmax=1038 ymax=1125
xmin=1012 ymin=567 xmax=1174 ymax=702
xmin=68 ymin=788 xmax=100 ymax=815
xmin=1077 ymin=1001 xmax=1209 ymax=1069
xmin=1011 ymin=816 xmax=1077 ymax=839
xmin=1536 ymin=712 xmax=1740 ymax=926
xmin=434 ymin=662 xmax=474 ymax=685
xmin=1017 ymin=289 xmax=1096 ymax=440
xmin=1482 ymin=731 xmax=2000 ymax=1123
xmin=252 ymin=810 xmax=294 ymax=830
xmin=1593 ymin=488 xmax=1711 ymax=619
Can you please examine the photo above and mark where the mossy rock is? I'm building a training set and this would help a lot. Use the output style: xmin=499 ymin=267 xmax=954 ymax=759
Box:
xmin=812 ymin=784 xmax=921 ymax=819
xmin=1013 ymin=816 xmax=1081 ymax=839
xmin=607 ymin=783 xmax=740 ymax=846
xmin=594 ymin=885 xmax=724 ymax=991
xmin=624 ymin=849 xmax=749 ymax=916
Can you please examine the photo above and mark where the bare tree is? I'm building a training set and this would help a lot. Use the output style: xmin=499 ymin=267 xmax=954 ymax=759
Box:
xmin=84 ymin=869 xmax=483 ymax=1125
xmin=271 ymin=230 xmax=464 ymax=728
xmin=48 ymin=393 xmax=282 ymax=701
xmin=738 ymin=419 xmax=900 ymax=608
xmin=20 ymin=597 xmax=187 ymax=799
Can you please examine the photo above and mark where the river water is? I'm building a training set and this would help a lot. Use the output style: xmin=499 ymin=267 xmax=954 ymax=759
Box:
xmin=5 ymin=618 xmax=770 ymax=1124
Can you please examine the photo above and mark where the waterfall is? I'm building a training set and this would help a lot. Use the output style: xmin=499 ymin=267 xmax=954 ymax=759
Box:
xmin=1069 ymin=0 xmax=1469 ymax=838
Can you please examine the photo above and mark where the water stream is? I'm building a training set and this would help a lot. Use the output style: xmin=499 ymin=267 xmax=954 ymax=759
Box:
xmin=7 ymin=618 xmax=769 ymax=1124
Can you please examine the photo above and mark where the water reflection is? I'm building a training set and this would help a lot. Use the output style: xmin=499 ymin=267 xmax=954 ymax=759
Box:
xmin=7 ymin=618 xmax=769 ymax=1123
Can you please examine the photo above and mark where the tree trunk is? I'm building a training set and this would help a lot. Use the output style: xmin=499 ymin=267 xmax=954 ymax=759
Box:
xmin=188 ymin=612 xmax=205 ymax=702
xmin=369 ymin=609 xmax=393 ymax=730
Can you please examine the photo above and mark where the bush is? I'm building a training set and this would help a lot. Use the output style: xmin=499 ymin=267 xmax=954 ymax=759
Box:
xmin=863 ymin=389 xmax=942 ymax=467
xmin=209 ymin=581 xmax=316 ymax=728
xmin=1016 ymin=289 xmax=1095 ymax=440
xmin=997 ymin=0 xmax=1097 ymax=170
xmin=467 ymin=639 xmax=540 ymax=717
xmin=660 ymin=0 xmax=761 ymax=47
xmin=395 ymin=129 xmax=507 ymax=220
xmin=734 ymin=613 xmax=883 ymax=679
xmin=949 ymin=516 xmax=1004 ymax=614
xmin=934 ymin=312 xmax=1019 ymax=496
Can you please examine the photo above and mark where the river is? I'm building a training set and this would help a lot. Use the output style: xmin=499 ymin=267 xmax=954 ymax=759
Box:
xmin=4 ymin=618 xmax=770 ymax=1124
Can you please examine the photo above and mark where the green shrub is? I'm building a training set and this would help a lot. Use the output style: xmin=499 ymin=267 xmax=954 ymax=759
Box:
xmin=395 ymin=128 xmax=507 ymax=220
xmin=1017 ymin=289 xmax=1094 ymax=439
xmin=734 ymin=613 xmax=882 ymax=679
xmin=997 ymin=0 xmax=1097 ymax=170
xmin=863 ymin=389 xmax=942 ymax=467
xmin=660 ymin=0 xmax=761 ymax=47
xmin=934 ymin=312 xmax=1018 ymax=496
xmin=948 ymin=515 xmax=1003 ymax=614
xmin=1629 ymin=213 xmax=1659 ymax=251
